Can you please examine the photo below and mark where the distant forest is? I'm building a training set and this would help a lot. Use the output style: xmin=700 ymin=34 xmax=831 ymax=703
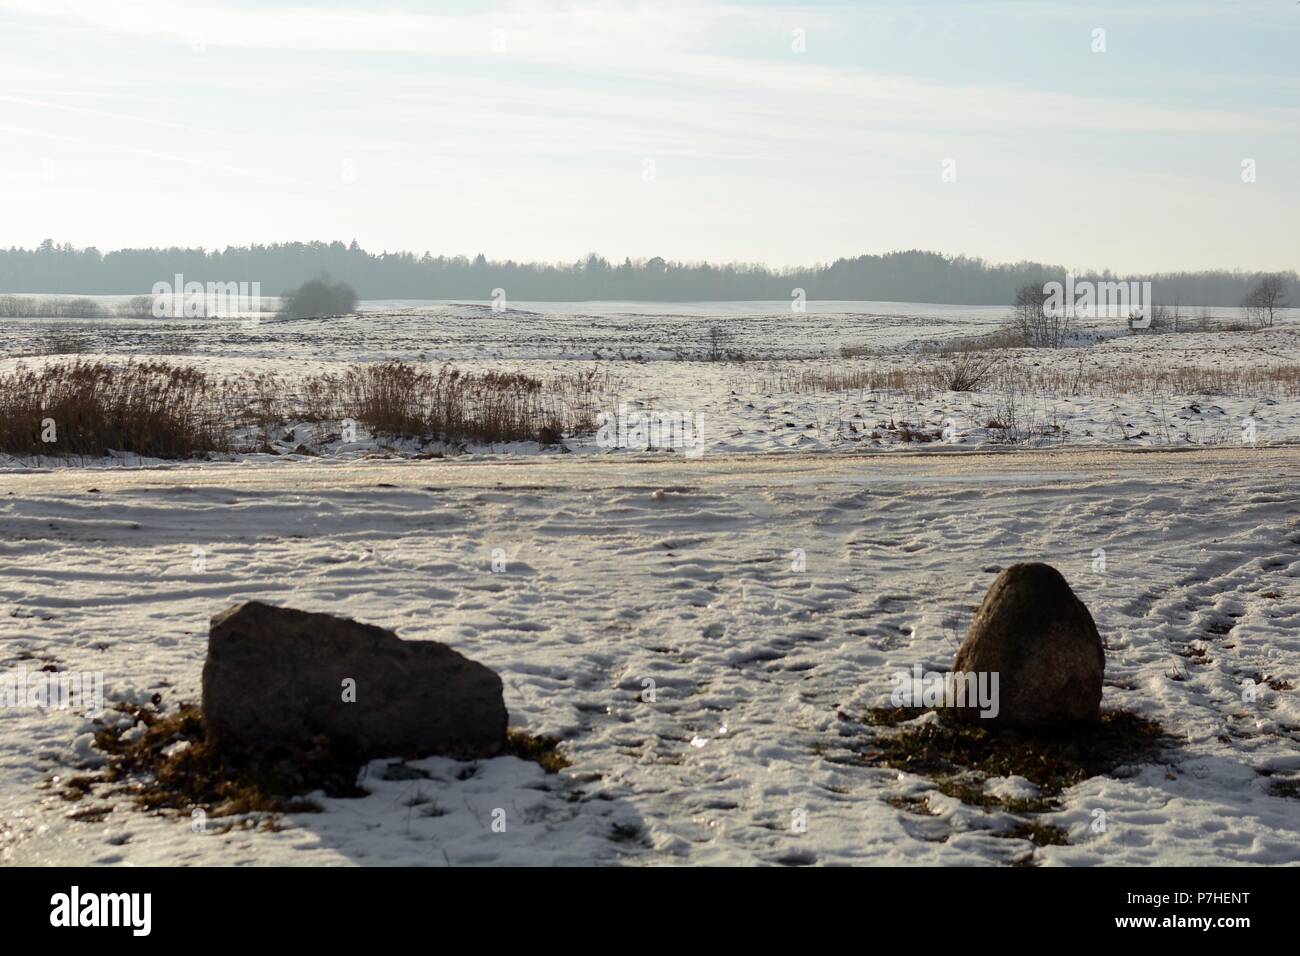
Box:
xmin=0 ymin=240 xmax=1291 ymax=306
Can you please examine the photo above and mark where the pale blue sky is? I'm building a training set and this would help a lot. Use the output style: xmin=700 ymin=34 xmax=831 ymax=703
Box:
xmin=1 ymin=0 xmax=1297 ymax=272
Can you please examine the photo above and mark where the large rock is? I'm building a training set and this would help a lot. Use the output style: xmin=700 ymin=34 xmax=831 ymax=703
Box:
xmin=203 ymin=601 xmax=506 ymax=758
xmin=953 ymin=563 xmax=1104 ymax=727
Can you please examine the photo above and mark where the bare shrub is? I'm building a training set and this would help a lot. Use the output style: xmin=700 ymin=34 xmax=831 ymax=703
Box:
xmin=315 ymin=364 xmax=534 ymax=442
xmin=278 ymin=275 xmax=358 ymax=319
xmin=986 ymin=383 xmax=1021 ymax=443
xmin=703 ymin=324 xmax=743 ymax=361
xmin=1140 ymin=303 xmax=1176 ymax=334
xmin=300 ymin=374 xmax=335 ymax=423
xmin=941 ymin=352 xmax=999 ymax=391
xmin=339 ymin=361 xmax=433 ymax=436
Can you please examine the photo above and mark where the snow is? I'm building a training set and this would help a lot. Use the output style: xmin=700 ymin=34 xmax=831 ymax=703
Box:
xmin=4 ymin=303 xmax=1298 ymax=466
xmin=2 ymin=448 xmax=1298 ymax=866
xmin=1 ymin=302 xmax=1298 ymax=866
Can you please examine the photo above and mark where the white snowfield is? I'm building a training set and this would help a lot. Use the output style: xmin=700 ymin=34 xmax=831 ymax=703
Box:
xmin=2 ymin=446 xmax=1299 ymax=866
xmin=6 ymin=303 xmax=1300 ymax=463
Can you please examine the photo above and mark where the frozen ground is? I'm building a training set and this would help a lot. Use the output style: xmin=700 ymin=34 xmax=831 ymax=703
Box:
xmin=3 ymin=301 xmax=1299 ymax=465
xmin=3 ymin=299 xmax=1018 ymax=361
xmin=2 ymin=302 xmax=1298 ymax=866
xmin=2 ymin=447 xmax=1299 ymax=866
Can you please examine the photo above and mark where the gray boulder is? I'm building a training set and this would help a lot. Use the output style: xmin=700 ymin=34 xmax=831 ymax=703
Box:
xmin=953 ymin=562 xmax=1104 ymax=727
xmin=203 ymin=601 xmax=506 ymax=758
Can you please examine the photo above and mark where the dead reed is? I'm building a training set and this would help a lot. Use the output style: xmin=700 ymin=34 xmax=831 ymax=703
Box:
xmin=0 ymin=359 xmax=610 ymax=459
xmin=0 ymin=360 xmax=227 ymax=458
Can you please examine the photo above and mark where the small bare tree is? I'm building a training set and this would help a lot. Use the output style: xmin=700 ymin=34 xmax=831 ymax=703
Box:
xmin=1242 ymin=274 xmax=1291 ymax=328
xmin=1010 ymin=282 xmax=1068 ymax=347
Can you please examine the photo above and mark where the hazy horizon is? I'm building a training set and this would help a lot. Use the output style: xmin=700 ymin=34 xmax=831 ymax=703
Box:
xmin=2 ymin=241 xmax=1290 ymax=306
xmin=2 ymin=0 xmax=1298 ymax=274
xmin=3 ymin=238 xmax=1299 ymax=278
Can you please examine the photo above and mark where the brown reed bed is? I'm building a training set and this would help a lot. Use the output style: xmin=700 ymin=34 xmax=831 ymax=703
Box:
xmin=0 ymin=359 xmax=611 ymax=459
xmin=0 ymin=360 xmax=228 ymax=458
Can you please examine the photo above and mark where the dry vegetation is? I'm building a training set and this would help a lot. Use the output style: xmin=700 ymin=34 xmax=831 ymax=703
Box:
xmin=0 ymin=360 xmax=229 ymax=458
xmin=852 ymin=706 xmax=1169 ymax=852
xmin=294 ymin=362 xmax=602 ymax=443
xmin=762 ymin=357 xmax=1300 ymax=402
xmin=0 ymin=359 xmax=613 ymax=459
xmin=58 ymin=701 xmax=573 ymax=824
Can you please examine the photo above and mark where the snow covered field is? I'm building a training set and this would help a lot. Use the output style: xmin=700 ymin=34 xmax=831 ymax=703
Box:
xmin=3 ymin=301 xmax=1299 ymax=464
xmin=1 ymin=303 xmax=1298 ymax=866
xmin=2 ymin=448 xmax=1299 ymax=866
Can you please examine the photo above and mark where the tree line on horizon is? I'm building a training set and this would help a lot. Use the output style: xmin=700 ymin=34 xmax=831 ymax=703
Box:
xmin=0 ymin=239 xmax=1291 ymax=307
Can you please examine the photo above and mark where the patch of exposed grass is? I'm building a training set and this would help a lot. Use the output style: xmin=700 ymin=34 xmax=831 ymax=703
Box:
xmin=66 ymin=805 xmax=113 ymax=823
xmin=996 ymin=820 xmax=1069 ymax=847
xmin=863 ymin=707 xmax=1170 ymax=806
xmin=608 ymin=822 xmax=646 ymax=843
xmin=64 ymin=707 xmax=569 ymax=827
xmin=931 ymin=775 xmax=1056 ymax=814
xmin=58 ymin=775 xmax=98 ymax=801
xmin=1268 ymin=778 xmax=1300 ymax=799
xmin=862 ymin=705 xmax=929 ymax=727
xmin=65 ymin=706 xmax=573 ymax=825
xmin=505 ymin=729 xmax=571 ymax=774
xmin=861 ymin=708 xmax=1168 ymax=799
xmin=886 ymin=794 xmax=939 ymax=816
xmin=863 ymin=708 xmax=1154 ymax=856
xmin=75 ymin=703 xmax=369 ymax=817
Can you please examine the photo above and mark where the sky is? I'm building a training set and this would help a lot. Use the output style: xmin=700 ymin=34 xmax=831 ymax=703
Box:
xmin=1 ymin=0 xmax=1297 ymax=273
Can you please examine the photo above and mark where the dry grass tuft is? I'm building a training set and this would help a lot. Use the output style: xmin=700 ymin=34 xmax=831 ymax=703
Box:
xmin=505 ymin=729 xmax=572 ymax=773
